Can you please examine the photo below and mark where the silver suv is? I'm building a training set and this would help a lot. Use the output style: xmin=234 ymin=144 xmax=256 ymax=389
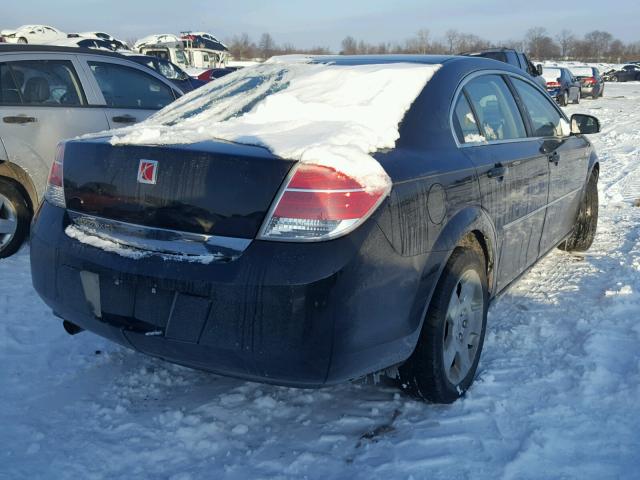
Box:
xmin=0 ymin=45 xmax=183 ymax=257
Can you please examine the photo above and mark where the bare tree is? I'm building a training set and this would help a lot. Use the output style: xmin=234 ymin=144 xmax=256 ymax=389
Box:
xmin=525 ymin=27 xmax=560 ymax=59
xmin=556 ymin=29 xmax=575 ymax=59
xmin=415 ymin=29 xmax=430 ymax=54
xmin=584 ymin=30 xmax=613 ymax=61
xmin=228 ymin=33 xmax=254 ymax=60
xmin=341 ymin=36 xmax=358 ymax=55
xmin=608 ymin=39 xmax=625 ymax=63
xmin=259 ymin=33 xmax=277 ymax=59
xmin=445 ymin=29 xmax=460 ymax=54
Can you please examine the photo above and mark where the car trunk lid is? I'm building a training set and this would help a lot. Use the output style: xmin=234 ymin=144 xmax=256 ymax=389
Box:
xmin=62 ymin=137 xmax=294 ymax=240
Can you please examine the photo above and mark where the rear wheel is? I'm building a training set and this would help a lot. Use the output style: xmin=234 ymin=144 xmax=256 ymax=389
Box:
xmin=559 ymin=91 xmax=568 ymax=106
xmin=559 ymin=172 xmax=598 ymax=252
xmin=399 ymin=246 xmax=488 ymax=403
xmin=611 ymin=76 xmax=618 ymax=82
xmin=0 ymin=178 xmax=31 ymax=259
xmin=17 ymin=37 xmax=27 ymax=44
xmin=573 ymin=90 xmax=580 ymax=104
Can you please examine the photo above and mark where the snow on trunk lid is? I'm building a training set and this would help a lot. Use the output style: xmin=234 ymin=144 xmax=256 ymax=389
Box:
xmin=108 ymin=57 xmax=441 ymax=194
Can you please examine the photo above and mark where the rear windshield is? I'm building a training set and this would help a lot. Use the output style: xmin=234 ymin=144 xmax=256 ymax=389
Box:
xmin=151 ymin=64 xmax=292 ymax=125
xmin=474 ymin=52 xmax=507 ymax=63
xmin=542 ymin=68 xmax=562 ymax=82
xmin=569 ymin=67 xmax=593 ymax=77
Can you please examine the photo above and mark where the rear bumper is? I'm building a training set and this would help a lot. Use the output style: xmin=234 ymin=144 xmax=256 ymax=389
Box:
xmin=547 ymin=88 xmax=561 ymax=99
xmin=31 ymin=202 xmax=429 ymax=387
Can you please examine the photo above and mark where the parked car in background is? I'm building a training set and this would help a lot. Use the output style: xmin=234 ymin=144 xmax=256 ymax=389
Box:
xmin=197 ymin=66 xmax=239 ymax=82
xmin=606 ymin=64 xmax=640 ymax=82
xmin=542 ymin=66 xmax=581 ymax=105
xmin=44 ymin=37 xmax=125 ymax=52
xmin=0 ymin=25 xmax=67 ymax=44
xmin=0 ymin=44 xmax=183 ymax=257
xmin=135 ymin=35 xmax=191 ymax=71
xmin=568 ymin=66 xmax=604 ymax=98
xmin=30 ymin=55 xmax=600 ymax=404
xmin=67 ymin=32 xmax=130 ymax=52
xmin=124 ymin=53 xmax=206 ymax=92
xmin=461 ymin=48 xmax=546 ymax=88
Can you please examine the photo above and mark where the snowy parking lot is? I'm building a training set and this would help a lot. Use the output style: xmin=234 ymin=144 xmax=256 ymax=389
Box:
xmin=1 ymin=83 xmax=640 ymax=480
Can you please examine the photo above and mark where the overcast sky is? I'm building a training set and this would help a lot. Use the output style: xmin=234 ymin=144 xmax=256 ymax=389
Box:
xmin=3 ymin=0 xmax=638 ymax=49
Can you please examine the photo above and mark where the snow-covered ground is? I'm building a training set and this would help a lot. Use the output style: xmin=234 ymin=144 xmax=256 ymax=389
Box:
xmin=1 ymin=83 xmax=640 ymax=480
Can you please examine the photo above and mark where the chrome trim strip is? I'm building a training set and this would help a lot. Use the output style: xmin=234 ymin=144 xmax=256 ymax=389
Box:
xmin=68 ymin=210 xmax=251 ymax=258
xmin=502 ymin=187 xmax=582 ymax=230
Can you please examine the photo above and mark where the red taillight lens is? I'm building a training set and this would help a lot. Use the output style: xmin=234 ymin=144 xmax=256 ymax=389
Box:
xmin=584 ymin=77 xmax=596 ymax=84
xmin=44 ymin=143 xmax=66 ymax=208
xmin=260 ymin=164 xmax=387 ymax=241
xmin=546 ymin=81 xmax=561 ymax=88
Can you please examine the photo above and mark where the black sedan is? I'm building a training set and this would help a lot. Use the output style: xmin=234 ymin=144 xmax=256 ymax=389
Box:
xmin=30 ymin=55 xmax=601 ymax=403
xmin=607 ymin=64 xmax=640 ymax=82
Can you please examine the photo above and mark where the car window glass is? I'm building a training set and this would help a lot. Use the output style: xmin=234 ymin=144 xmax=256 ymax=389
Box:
xmin=512 ymin=78 xmax=570 ymax=137
xmin=452 ymin=94 xmax=484 ymax=144
xmin=0 ymin=63 xmax=21 ymax=104
xmin=88 ymin=61 xmax=175 ymax=109
xmin=157 ymin=60 xmax=182 ymax=80
xmin=0 ymin=60 xmax=84 ymax=106
xmin=542 ymin=68 xmax=561 ymax=83
xmin=463 ymin=75 xmax=527 ymax=141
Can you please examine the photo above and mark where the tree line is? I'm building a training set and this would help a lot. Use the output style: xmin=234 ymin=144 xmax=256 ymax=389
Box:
xmin=226 ymin=28 xmax=640 ymax=63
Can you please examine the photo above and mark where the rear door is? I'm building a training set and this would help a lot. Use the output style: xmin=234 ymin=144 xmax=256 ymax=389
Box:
xmin=456 ymin=74 xmax=550 ymax=291
xmin=77 ymin=56 xmax=180 ymax=129
xmin=0 ymin=53 xmax=110 ymax=196
xmin=510 ymin=77 xmax=590 ymax=252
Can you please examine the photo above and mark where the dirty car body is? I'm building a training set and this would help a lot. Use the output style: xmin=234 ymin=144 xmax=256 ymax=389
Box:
xmin=30 ymin=55 xmax=599 ymax=388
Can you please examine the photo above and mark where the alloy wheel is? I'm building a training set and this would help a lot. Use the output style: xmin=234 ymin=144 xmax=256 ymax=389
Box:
xmin=442 ymin=269 xmax=484 ymax=385
xmin=0 ymin=193 xmax=18 ymax=251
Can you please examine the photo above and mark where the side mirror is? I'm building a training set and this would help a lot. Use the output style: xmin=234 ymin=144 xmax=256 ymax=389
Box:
xmin=571 ymin=114 xmax=600 ymax=135
xmin=536 ymin=64 xmax=543 ymax=76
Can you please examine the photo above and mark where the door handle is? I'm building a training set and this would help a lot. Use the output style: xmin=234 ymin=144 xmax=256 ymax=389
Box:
xmin=112 ymin=115 xmax=137 ymax=124
xmin=3 ymin=115 xmax=37 ymax=124
xmin=548 ymin=151 xmax=560 ymax=165
xmin=487 ymin=164 xmax=508 ymax=179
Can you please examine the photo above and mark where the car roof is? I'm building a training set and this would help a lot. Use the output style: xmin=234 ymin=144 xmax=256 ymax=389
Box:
xmin=305 ymin=54 xmax=458 ymax=66
xmin=460 ymin=47 xmax=518 ymax=55
xmin=0 ymin=43 xmax=127 ymax=59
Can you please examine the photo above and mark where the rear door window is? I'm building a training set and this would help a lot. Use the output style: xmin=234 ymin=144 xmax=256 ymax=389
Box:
xmin=0 ymin=60 xmax=84 ymax=106
xmin=87 ymin=60 xmax=175 ymax=109
xmin=452 ymin=94 xmax=484 ymax=144
xmin=463 ymin=75 xmax=527 ymax=141
xmin=511 ymin=78 xmax=570 ymax=137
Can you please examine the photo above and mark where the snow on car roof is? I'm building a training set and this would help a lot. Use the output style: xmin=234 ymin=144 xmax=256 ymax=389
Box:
xmin=542 ymin=67 xmax=562 ymax=82
xmin=109 ymin=56 xmax=441 ymax=192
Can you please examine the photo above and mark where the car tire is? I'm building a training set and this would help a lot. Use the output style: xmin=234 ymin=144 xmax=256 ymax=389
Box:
xmin=399 ymin=245 xmax=488 ymax=403
xmin=559 ymin=91 xmax=568 ymax=106
xmin=0 ymin=178 xmax=31 ymax=259
xmin=559 ymin=172 xmax=598 ymax=253
xmin=573 ymin=90 xmax=580 ymax=104
xmin=17 ymin=37 xmax=28 ymax=44
xmin=611 ymin=76 xmax=618 ymax=82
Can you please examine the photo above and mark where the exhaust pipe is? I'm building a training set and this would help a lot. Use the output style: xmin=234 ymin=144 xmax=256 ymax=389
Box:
xmin=63 ymin=320 xmax=84 ymax=336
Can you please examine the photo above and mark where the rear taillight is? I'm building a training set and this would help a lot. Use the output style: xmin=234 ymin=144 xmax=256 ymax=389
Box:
xmin=546 ymin=81 xmax=561 ymax=88
xmin=583 ymin=77 xmax=596 ymax=84
xmin=44 ymin=143 xmax=66 ymax=208
xmin=259 ymin=163 xmax=388 ymax=241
